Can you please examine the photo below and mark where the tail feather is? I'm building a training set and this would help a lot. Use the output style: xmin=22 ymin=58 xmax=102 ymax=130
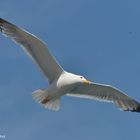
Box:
xmin=32 ymin=89 xmax=60 ymax=111
xmin=44 ymin=99 xmax=60 ymax=111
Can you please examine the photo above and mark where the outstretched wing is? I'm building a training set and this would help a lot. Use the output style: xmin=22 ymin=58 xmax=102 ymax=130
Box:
xmin=67 ymin=82 xmax=140 ymax=112
xmin=0 ymin=18 xmax=64 ymax=84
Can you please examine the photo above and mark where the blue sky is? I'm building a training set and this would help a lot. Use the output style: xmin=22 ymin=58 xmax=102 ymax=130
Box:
xmin=0 ymin=0 xmax=140 ymax=140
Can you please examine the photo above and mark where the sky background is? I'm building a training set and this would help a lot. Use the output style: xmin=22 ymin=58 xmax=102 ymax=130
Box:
xmin=0 ymin=0 xmax=140 ymax=140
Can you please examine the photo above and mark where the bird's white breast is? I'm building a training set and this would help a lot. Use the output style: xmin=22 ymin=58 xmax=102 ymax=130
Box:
xmin=47 ymin=72 xmax=79 ymax=98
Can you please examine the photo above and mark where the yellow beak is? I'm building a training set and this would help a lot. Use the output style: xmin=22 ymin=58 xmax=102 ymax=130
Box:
xmin=83 ymin=80 xmax=91 ymax=85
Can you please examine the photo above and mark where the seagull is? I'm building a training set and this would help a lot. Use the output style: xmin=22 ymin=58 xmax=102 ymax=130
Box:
xmin=0 ymin=18 xmax=140 ymax=112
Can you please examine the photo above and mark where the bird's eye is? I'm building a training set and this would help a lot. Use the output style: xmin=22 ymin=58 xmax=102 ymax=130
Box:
xmin=80 ymin=76 xmax=83 ymax=79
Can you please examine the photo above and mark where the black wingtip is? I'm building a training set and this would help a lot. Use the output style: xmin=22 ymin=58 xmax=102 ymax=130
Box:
xmin=0 ymin=18 xmax=15 ymax=33
xmin=0 ymin=18 xmax=7 ymax=32
xmin=0 ymin=18 xmax=9 ymax=24
xmin=126 ymin=104 xmax=140 ymax=113
xmin=123 ymin=104 xmax=140 ymax=113
xmin=132 ymin=104 xmax=140 ymax=113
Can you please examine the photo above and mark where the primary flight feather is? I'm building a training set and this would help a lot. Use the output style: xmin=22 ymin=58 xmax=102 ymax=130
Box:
xmin=0 ymin=18 xmax=140 ymax=112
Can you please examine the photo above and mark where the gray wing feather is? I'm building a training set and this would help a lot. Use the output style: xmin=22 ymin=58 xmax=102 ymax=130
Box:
xmin=0 ymin=18 xmax=64 ymax=83
xmin=67 ymin=82 xmax=140 ymax=112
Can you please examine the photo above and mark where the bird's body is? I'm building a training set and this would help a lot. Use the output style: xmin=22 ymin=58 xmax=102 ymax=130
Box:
xmin=33 ymin=72 xmax=89 ymax=110
xmin=0 ymin=18 xmax=140 ymax=112
xmin=43 ymin=72 xmax=75 ymax=99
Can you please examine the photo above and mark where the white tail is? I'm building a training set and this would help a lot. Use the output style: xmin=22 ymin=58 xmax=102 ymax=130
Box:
xmin=32 ymin=89 xmax=60 ymax=111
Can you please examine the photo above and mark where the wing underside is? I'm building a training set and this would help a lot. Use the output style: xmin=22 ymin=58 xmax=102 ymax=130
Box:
xmin=0 ymin=18 xmax=64 ymax=83
xmin=67 ymin=83 xmax=140 ymax=112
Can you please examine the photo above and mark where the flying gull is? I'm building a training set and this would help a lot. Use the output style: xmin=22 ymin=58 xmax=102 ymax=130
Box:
xmin=0 ymin=18 xmax=140 ymax=112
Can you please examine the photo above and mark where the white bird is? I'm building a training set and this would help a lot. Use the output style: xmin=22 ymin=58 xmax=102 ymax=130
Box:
xmin=0 ymin=18 xmax=140 ymax=112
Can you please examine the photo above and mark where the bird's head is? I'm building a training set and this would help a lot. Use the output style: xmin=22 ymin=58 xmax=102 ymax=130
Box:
xmin=78 ymin=76 xmax=91 ymax=85
xmin=64 ymin=72 xmax=91 ymax=85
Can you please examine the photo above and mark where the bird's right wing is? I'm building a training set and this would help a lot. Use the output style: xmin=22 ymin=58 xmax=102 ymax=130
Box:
xmin=0 ymin=18 xmax=64 ymax=84
xmin=67 ymin=82 xmax=140 ymax=112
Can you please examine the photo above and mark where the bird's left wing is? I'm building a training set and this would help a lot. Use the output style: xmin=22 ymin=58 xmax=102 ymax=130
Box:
xmin=0 ymin=18 xmax=64 ymax=84
xmin=67 ymin=82 xmax=140 ymax=112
